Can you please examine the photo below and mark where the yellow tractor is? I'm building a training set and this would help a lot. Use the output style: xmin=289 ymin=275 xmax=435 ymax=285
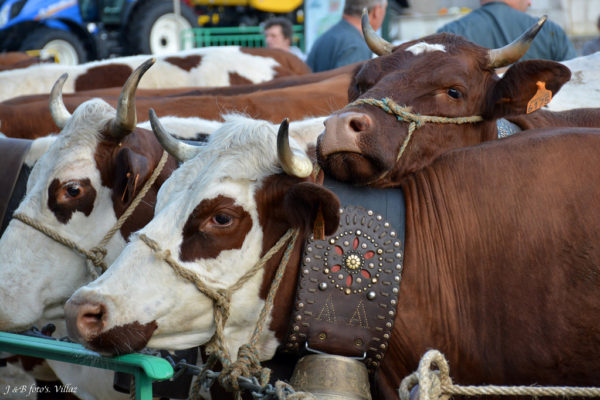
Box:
xmin=190 ymin=0 xmax=304 ymax=27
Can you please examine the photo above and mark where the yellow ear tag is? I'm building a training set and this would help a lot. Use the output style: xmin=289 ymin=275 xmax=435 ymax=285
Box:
xmin=313 ymin=205 xmax=325 ymax=241
xmin=526 ymin=81 xmax=552 ymax=113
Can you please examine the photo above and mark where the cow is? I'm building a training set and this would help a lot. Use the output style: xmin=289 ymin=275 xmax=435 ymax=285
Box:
xmin=63 ymin=111 xmax=600 ymax=399
xmin=0 ymin=68 xmax=350 ymax=139
xmin=0 ymin=46 xmax=310 ymax=101
xmin=316 ymin=14 xmax=600 ymax=187
xmin=0 ymin=59 xmax=329 ymax=399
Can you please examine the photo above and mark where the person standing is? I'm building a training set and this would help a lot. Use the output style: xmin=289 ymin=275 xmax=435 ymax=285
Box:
xmin=263 ymin=17 xmax=306 ymax=61
xmin=437 ymin=0 xmax=577 ymax=61
xmin=306 ymin=0 xmax=388 ymax=72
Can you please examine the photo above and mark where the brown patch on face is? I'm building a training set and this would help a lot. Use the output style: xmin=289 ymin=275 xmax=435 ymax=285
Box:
xmin=165 ymin=55 xmax=202 ymax=72
xmin=47 ymin=178 xmax=96 ymax=224
xmin=180 ymin=196 xmax=252 ymax=261
xmin=74 ymin=64 xmax=133 ymax=91
xmin=228 ymin=72 xmax=253 ymax=85
xmin=88 ymin=320 xmax=157 ymax=355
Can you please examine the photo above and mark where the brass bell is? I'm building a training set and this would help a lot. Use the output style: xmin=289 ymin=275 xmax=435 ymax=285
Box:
xmin=290 ymin=354 xmax=372 ymax=399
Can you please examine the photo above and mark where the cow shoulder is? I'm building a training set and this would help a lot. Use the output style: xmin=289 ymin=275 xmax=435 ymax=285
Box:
xmin=485 ymin=60 xmax=571 ymax=118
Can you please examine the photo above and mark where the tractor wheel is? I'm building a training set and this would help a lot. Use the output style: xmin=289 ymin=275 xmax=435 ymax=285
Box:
xmin=19 ymin=27 xmax=87 ymax=65
xmin=128 ymin=0 xmax=198 ymax=55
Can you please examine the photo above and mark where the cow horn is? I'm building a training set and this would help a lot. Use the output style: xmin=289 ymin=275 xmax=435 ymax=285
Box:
xmin=488 ymin=15 xmax=547 ymax=68
xmin=362 ymin=8 xmax=393 ymax=56
xmin=108 ymin=58 xmax=156 ymax=139
xmin=277 ymin=118 xmax=313 ymax=178
xmin=49 ymin=73 xmax=71 ymax=129
xmin=149 ymin=109 xmax=203 ymax=162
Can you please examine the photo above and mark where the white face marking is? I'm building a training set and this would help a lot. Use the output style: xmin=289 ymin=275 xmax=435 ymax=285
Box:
xmin=405 ymin=42 xmax=446 ymax=56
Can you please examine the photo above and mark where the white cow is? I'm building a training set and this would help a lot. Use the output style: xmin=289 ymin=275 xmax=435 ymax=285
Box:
xmin=548 ymin=52 xmax=600 ymax=111
xmin=0 ymin=46 xmax=307 ymax=102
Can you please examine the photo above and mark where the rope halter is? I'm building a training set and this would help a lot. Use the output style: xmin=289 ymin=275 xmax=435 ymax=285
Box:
xmin=346 ymin=97 xmax=483 ymax=181
xmin=139 ymin=227 xmax=300 ymax=399
xmin=13 ymin=150 xmax=169 ymax=279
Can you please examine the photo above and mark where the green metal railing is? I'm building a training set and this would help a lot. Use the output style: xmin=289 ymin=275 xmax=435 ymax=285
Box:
xmin=181 ymin=25 xmax=305 ymax=51
xmin=0 ymin=331 xmax=173 ymax=400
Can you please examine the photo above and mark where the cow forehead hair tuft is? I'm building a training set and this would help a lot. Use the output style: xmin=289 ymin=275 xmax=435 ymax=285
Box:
xmin=61 ymin=98 xmax=116 ymax=144
xmin=405 ymin=42 xmax=447 ymax=56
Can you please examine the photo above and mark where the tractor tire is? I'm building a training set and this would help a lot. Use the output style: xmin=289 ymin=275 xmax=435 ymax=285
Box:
xmin=127 ymin=0 xmax=198 ymax=55
xmin=19 ymin=27 xmax=87 ymax=65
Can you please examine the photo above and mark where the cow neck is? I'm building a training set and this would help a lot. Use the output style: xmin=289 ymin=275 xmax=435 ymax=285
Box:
xmin=137 ymin=227 xmax=300 ymax=394
xmin=284 ymin=174 xmax=406 ymax=375
xmin=348 ymin=97 xmax=484 ymax=185
xmin=12 ymin=151 xmax=168 ymax=279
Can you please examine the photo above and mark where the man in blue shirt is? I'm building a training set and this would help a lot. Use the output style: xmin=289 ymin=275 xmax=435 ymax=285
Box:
xmin=306 ymin=0 xmax=388 ymax=72
xmin=437 ymin=0 xmax=577 ymax=61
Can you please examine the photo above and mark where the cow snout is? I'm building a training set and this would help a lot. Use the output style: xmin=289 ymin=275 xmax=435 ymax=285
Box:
xmin=64 ymin=300 xmax=107 ymax=343
xmin=320 ymin=112 xmax=371 ymax=157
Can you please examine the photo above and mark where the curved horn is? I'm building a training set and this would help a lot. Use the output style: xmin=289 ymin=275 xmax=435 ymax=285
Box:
xmin=488 ymin=15 xmax=547 ymax=68
xmin=49 ymin=73 xmax=71 ymax=129
xmin=149 ymin=109 xmax=203 ymax=163
xmin=362 ymin=8 xmax=393 ymax=56
xmin=277 ymin=118 xmax=313 ymax=178
xmin=108 ymin=58 xmax=156 ymax=139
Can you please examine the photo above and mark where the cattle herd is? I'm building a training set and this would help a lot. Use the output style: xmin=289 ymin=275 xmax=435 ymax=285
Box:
xmin=0 ymin=13 xmax=599 ymax=400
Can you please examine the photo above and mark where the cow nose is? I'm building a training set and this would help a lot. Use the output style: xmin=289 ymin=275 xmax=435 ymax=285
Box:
xmin=64 ymin=300 xmax=107 ymax=343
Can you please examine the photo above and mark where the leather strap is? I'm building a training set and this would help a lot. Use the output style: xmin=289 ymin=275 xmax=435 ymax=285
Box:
xmin=285 ymin=178 xmax=405 ymax=373
xmin=0 ymin=138 xmax=32 ymax=234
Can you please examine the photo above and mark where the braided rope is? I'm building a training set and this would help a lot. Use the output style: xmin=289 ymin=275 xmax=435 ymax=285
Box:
xmin=346 ymin=97 xmax=483 ymax=183
xmin=139 ymin=229 xmax=299 ymax=399
xmin=399 ymin=350 xmax=600 ymax=400
xmin=13 ymin=151 xmax=168 ymax=279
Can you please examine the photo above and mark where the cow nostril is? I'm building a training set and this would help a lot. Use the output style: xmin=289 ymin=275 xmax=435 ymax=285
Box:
xmin=76 ymin=303 xmax=107 ymax=339
xmin=348 ymin=115 xmax=371 ymax=133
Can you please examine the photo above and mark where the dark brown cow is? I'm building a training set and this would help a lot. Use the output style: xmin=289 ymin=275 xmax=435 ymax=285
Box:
xmin=316 ymin=15 xmax=600 ymax=187
xmin=0 ymin=52 xmax=53 ymax=71
xmin=64 ymin=117 xmax=600 ymax=399
xmin=0 ymin=70 xmax=352 ymax=139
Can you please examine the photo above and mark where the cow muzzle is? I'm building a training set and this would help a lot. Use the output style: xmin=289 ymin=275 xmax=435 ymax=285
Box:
xmin=319 ymin=112 xmax=373 ymax=157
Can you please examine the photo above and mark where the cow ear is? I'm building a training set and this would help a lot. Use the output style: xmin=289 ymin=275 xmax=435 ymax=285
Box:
xmin=283 ymin=182 xmax=340 ymax=236
xmin=113 ymin=147 xmax=151 ymax=206
xmin=485 ymin=60 xmax=571 ymax=119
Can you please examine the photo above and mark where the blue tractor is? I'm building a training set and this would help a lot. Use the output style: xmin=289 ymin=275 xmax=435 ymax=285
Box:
xmin=0 ymin=0 xmax=199 ymax=64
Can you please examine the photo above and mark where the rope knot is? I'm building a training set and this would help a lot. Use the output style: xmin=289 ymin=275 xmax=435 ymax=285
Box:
xmin=218 ymin=343 xmax=270 ymax=394
xmin=398 ymin=350 xmax=453 ymax=400
xmin=88 ymin=246 xmax=108 ymax=269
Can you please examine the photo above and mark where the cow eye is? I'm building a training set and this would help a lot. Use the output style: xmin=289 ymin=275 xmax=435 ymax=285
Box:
xmin=447 ymin=88 xmax=462 ymax=99
xmin=212 ymin=213 xmax=232 ymax=226
xmin=65 ymin=182 xmax=82 ymax=197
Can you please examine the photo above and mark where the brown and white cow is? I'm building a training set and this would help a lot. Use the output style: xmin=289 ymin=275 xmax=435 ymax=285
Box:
xmin=0 ymin=46 xmax=310 ymax=102
xmin=316 ymin=14 xmax=600 ymax=187
xmin=64 ymin=111 xmax=600 ymax=399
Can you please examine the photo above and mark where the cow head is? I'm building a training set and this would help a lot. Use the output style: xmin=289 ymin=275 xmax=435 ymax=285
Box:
xmin=65 ymin=114 xmax=340 ymax=359
xmin=0 ymin=59 xmax=177 ymax=332
xmin=317 ymin=13 xmax=571 ymax=187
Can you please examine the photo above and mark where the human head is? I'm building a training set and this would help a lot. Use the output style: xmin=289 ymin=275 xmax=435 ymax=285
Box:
xmin=264 ymin=17 xmax=293 ymax=51
xmin=344 ymin=0 xmax=388 ymax=31
xmin=481 ymin=0 xmax=531 ymax=12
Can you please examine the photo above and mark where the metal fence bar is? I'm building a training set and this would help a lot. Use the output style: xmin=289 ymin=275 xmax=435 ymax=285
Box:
xmin=0 ymin=331 xmax=173 ymax=400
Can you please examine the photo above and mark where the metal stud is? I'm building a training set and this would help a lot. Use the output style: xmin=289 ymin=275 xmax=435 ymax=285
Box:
xmin=392 ymin=288 xmax=399 ymax=294
xmin=361 ymin=243 xmax=368 ymax=249
xmin=338 ymin=274 xmax=344 ymax=280
xmin=295 ymin=315 xmax=302 ymax=321
xmin=394 ymin=241 xmax=400 ymax=247
xmin=318 ymin=282 xmax=328 ymax=291
xmin=298 ymin=303 xmax=304 ymax=309
xmin=303 ymin=269 xmax=309 ymax=275
xmin=390 ymin=231 xmax=396 ymax=237
xmin=372 ymin=278 xmax=378 ymax=283
xmin=394 ymin=276 xmax=400 ymax=282
xmin=356 ymin=230 xmax=362 ymax=235
xmin=395 ymin=264 xmax=402 ymax=270
xmin=367 ymin=210 xmax=373 ymax=216
xmin=324 ymin=268 xmax=330 ymax=274
xmin=329 ymin=238 xmax=335 ymax=244
xmin=345 ymin=288 xmax=351 ymax=295
xmin=377 ymin=249 xmax=383 ymax=254
xmin=343 ymin=240 xmax=349 ymax=246
xmin=391 ymin=299 xmax=397 ymax=305
xmin=367 ymin=291 xmax=376 ymax=300
xmin=384 ymin=222 xmax=390 ymax=227
xmin=376 ymin=215 xmax=382 ymax=221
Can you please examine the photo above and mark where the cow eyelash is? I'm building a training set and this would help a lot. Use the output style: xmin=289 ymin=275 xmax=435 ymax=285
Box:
xmin=64 ymin=181 xmax=82 ymax=197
